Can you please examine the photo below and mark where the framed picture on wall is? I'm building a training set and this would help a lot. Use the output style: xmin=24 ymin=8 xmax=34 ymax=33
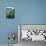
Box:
xmin=6 ymin=7 xmax=15 ymax=19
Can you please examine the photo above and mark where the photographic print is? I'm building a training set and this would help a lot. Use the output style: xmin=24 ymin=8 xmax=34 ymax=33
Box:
xmin=6 ymin=7 xmax=15 ymax=19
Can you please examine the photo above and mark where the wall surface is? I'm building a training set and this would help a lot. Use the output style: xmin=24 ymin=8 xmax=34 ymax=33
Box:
xmin=0 ymin=0 xmax=18 ymax=44
xmin=0 ymin=0 xmax=46 ymax=45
